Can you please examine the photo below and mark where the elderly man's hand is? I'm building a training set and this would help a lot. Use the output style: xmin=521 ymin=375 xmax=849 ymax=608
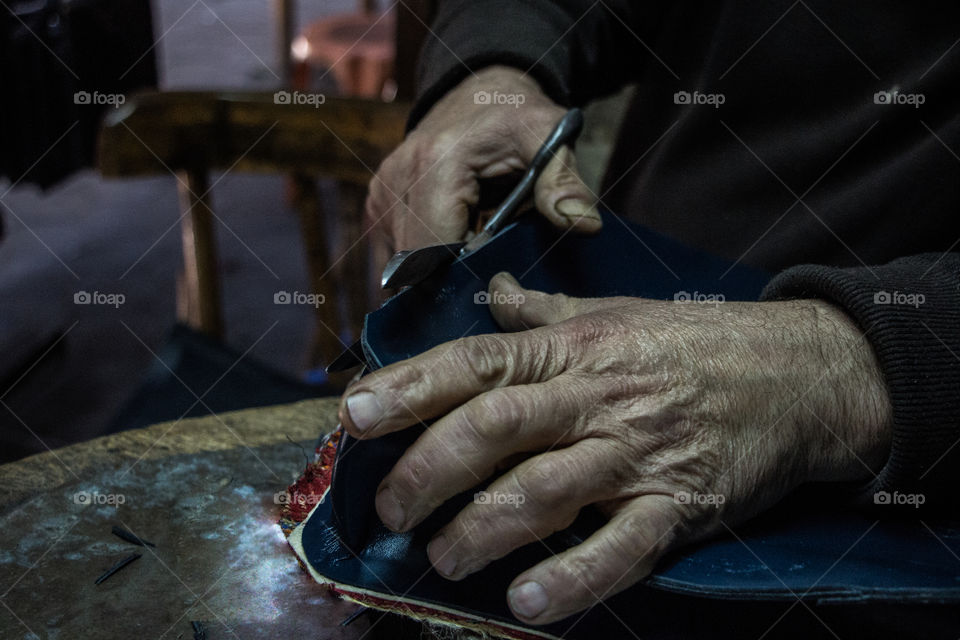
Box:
xmin=338 ymin=272 xmax=892 ymax=625
xmin=365 ymin=66 xmax=600 ymax=276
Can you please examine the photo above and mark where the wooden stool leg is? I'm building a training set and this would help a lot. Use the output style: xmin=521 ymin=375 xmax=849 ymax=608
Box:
xmin=176 ymin=169 xmax=223 ymax=338
xmin=289 ymin=173 xmax=345 ymax=378
xmin=273 ymin=0 xmax=294 ymax=85
xmin=334 ymin=181 xmax=370 ymax=341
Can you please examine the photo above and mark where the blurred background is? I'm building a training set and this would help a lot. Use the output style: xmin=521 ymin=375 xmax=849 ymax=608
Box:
xmin=0 ymin=0 xmax=623 ymax=464
xmin=0 ymin=0 xmax=428 ymax=463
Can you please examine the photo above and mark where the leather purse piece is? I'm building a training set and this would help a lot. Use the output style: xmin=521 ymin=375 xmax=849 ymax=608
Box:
xmin=286 ymin=209 xmax=960 ymax=639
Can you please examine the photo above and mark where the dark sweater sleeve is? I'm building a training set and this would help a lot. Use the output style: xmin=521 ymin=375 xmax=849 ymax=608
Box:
xmin=760 ymin=253 xmax=960 ymax=513
xmin=409 ymin=0 xmax=654 ymax=129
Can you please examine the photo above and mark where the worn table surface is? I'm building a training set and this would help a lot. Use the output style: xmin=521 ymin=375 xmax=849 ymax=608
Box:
xmin=0 ymin=398 xmax=392 ymax=640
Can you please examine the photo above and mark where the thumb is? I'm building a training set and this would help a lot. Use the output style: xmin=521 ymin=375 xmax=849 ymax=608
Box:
xmin=533 ymin=146 xmax=602 ymax=233
xmin=487 ymin=272 xmax=630 ymax=331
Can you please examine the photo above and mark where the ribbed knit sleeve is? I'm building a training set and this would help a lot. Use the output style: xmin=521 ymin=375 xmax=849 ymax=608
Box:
xmin=761 ymin=254 xmax=960 ymax=513
xmin=408 ymin=0 xmax=652 ymax=129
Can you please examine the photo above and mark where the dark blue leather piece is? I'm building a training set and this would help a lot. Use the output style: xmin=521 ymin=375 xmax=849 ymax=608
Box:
xmin=650 ymin=496 xmax=960 ymax=602
xmin=360 ymin=208 xmax=770 ymax=369
xmin=303 ymin=209 xmax=960 ymax=638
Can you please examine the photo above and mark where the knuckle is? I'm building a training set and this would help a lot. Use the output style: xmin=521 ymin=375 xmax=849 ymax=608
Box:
xmin=390 ymin=449 xmax=432 ymax=495
xmin=551 ymin=162 xmax=583 ymax=191
xmin=449 ymin=336 xmax=508 ymax=386
xmin=553 ymin=169 xmax=585 ymax=190
xmin=556 ymin=313 xmax=621 ymax=358
xmin=608 ymin=510 xmax=655 ymax=561
xmin=553 ymin=549 xmax=603 ymax=595
xmin=433 ymin=130 xmax=462 ymax=156
xmin=612 ymin=505 xmax=676 ymax=566
xmin=376 ymin=362 xmax=425 ymax=402
xmin=451 ymin=402 xmax=488 ymax=446
xmin=473 ymin=390 xmax=525 ymax=441
xmin=513 ymin=458 xmax=566 ymax=509
xmin=445 ymin=513 xmax=489 ymax=556
xmin=409 ymin=140 xmax=437 ymax=175
xmin=454 ymin=398 xmax=517 ymax=450
xmin=412 ymin=131 xmax=457 ymax=170
xmin=560 ymin=313 xmax=607 ymax=340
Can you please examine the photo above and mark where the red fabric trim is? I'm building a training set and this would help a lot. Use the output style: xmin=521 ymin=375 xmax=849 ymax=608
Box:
xmin=330 ymin=587 xmax=550 ymax=640
xmin=278 ymin=427 xmax=340 ymax=534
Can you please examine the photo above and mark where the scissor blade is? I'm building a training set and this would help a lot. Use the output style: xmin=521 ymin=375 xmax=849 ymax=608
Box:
xmin=325 ymin=339 xmax=365 ymax=372
xmin=380 ymin=241 xmax=466 ymax=289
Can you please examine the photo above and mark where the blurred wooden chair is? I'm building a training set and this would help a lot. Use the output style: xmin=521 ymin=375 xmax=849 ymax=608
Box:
xmin=281 ymin=0 xmax=434 ymax=101
xmin=279 ymin=0 xmax=435 ymax=341
xmin=97 ymin=91 xmax=408 ymax=384
xmin=291 ymin=4 xmax=396 ymax=100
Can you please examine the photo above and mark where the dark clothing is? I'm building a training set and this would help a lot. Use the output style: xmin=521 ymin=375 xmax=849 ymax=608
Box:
xmin=412 ymin=1 xmax=960 ymax=510
xmin=1 ymin=0 xmax=157 ymax=188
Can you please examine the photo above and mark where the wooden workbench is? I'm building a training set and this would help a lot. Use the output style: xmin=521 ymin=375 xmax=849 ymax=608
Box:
xmin=0 ymin=398 xmax=415 ymax=639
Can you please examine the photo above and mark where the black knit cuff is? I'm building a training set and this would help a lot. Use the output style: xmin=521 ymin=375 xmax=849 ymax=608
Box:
xmin=407 ymin=0 xmax=577 ymax=131
xmin=760 ymin=254 xmax=960 ymax=514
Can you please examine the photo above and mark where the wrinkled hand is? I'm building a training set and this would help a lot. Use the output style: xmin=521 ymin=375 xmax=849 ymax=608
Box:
xmin=365 ymin=66 xmax=600 ymax=276
xmin=338 ymin=273 xmax=892 ymax=624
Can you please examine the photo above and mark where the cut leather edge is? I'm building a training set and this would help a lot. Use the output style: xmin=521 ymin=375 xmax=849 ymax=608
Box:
xmin=287 ymin=491 xmax=560 ymax=640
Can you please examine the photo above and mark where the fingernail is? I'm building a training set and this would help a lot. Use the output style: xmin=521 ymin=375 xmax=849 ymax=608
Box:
xmin=555 ymin=198 xmax=593 ymax=220
xmin=508 ymin=581 xmax=549 ymax=619
xmin=427 ymin=534 xmax=458 ymax=578
xmin=346 ymin=391 xmax=382 ymax=432
xmin=376 ymin=486 xmax=406 ymax=531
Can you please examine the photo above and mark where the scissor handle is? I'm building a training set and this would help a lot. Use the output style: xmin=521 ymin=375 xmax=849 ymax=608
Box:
xmin=462 ymin=108 xmax=584 ymax=253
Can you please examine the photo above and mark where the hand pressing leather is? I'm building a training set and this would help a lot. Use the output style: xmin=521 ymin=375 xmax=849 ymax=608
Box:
xmin=338 ymin=272 xmax=892 ymax=625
